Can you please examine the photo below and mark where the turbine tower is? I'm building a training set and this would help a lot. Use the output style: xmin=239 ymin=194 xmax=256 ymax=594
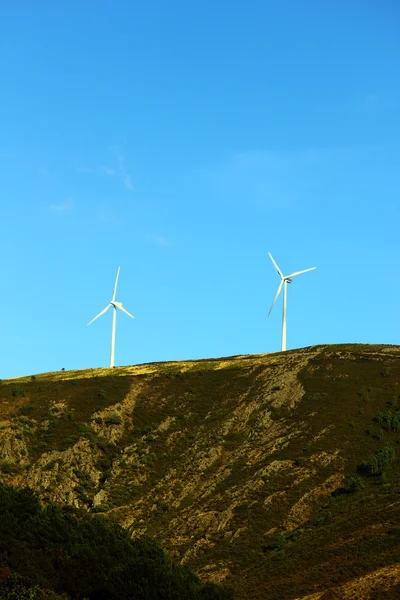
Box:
xmin=268 ymin=252 xmax=315 ymax=352
xmin=88 ymin=267 xmax=134 ymax=368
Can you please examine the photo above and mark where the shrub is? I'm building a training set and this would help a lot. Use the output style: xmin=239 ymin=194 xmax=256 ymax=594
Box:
xmin=62 ymin=436 xmax=79 ymax=448
xmin=154 ymin=499 xmax=169 ymax=513
xmin=12 ymin=386 xmax=26 ymax=398
xmin=366 ymin=423 xmax=385 ymax=440
xmin=376 ymin=410 xmax=400 ymax=432
xmin=347 ymin=476 xmax=365 ymax=492
xmin=140 ymin=425 xmax=154 ymax=435
xmin=77 ymin=423 xmax=94 ymax=437
xmin=358 ymin=442 xmax=396 ymax=476
xmin=313 ymin=511 xmax=333 ymax=526
xmin=140 ymin=452 xmax=156 ymax=467
xmin=274 ymin=532 xmax=287 ymax=551
xmin=0 ymin=462 xmax=13 ymax=474
xmin=105 ymin=415 xmax=122 ymax=426
xmin=18 ymin=405 xmax=33 ymax=416
xmin=0 ymin=573 xmax=61 ymax=599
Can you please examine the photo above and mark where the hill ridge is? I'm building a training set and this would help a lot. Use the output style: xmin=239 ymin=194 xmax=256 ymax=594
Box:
xmin=1 ymin=343 xmax=400 ymax=599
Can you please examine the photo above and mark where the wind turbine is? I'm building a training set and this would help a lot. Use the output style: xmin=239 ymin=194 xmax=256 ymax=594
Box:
xmin=268 ymin=252 xmax=316 ymax=352
xmin=88 ymin=267 xmax=134 ymax=368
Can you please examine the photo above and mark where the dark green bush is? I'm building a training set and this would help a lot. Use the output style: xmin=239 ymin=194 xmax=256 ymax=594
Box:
xmin=0 ymin=572 xmax=62 ymax=598
xmin=77 ymin=423 xmax=93 ymax=437
xmin=347 ymin=476 xmax=365 ymax=492
xmin=366 ymin=423 xmax=385 ymax=440
xmin=12 ymin=386 xmax=26 ymax=398
xmin=0 ymin=462 xmax=13 ymax=474
xmin=376 ymin=410 xmax=400 ymax=432
xmin=140 ymin=425 xmax=154 ymax=435
xmin=358 ymin=442 xmax=396 ymax=476
xmin=105 ymin=415 xmax=122 ymax=426
xmin=61 ymin=436 xmax=79 ymax=448
xmin=18 ymin=406 xmax=33 ymax=416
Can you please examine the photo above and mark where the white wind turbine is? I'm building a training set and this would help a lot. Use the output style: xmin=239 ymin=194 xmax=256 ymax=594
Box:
xmin=88 ymin=267 xmax=134 ymax=368
xmin=268 ymin=252 xmax=316 ymax=352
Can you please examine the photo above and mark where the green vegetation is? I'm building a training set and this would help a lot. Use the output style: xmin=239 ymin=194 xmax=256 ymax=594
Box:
xmin=358 ymin=442 xmax=396 ymax=476
xmin=0 ymin=573 xmax=62 ymax=599
xmin=0 ymin=463 xmax=14 ymax=475
xmin=104 ymin=415 xmax=122 ymax=426
xmin=347 ymin=476 xmax=366 ymax=492
xmin=18 ymin=405 xmax=34 ymax=416
xmin=12 ymin=386 xmax=26 ymax=398
xmin=376 ymin=409 xmax=400 ymax=431
xmin=0 ymin=483 xmax=232 ymax=600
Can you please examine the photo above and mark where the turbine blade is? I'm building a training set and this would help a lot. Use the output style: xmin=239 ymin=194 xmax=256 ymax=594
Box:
xmin=112 ymin=267 xmax=120 ymax=301
xmin=87 ymin=304 xmax=111 ymax=326
xmin=268 ymin=279 xmax=283 ymax=316
xmin=268 ymin=252 xmax=284 ymax=278
xmin=117 ymin=305 xmax=135 ymax=319
xmin=286 ymin=267 xmax=316 ymax=278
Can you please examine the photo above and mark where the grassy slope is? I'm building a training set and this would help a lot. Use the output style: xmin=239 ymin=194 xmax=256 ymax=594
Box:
xmin=1 ymin=344 xmax=400 ymax=599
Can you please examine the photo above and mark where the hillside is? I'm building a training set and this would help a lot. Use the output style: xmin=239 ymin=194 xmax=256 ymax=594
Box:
xmin=0 ymin=483 xmax=231 ymax=599
xmin=1 ymin=344 xmax=400 ymax=599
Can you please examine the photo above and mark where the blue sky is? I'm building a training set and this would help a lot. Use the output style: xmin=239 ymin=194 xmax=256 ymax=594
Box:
xmin=1 ymin=1 xmax=399 ymax=378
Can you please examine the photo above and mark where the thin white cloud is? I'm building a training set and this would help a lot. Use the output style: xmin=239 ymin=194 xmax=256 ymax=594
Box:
xmin=111 ymin=146 xmax=134 ymax=192
xmin=49 ymin=198 xmax=74 ymax=212
xmin=123 ymin=173 xmax=133 ymax=191
xmin=78 ymin=165 xmax=115 ymax=176
xmin=38 ymin=167 xmax=51 ymax=177
xmin=99 ymin=166 xmax=116 ymax=176
xmin=143 ymin=233 xmax=170 ymax=246
xmin=186 ymin=145 xmax=382 ymax=214
xmin=77 ymin=148 xmax=133 ymax=191
xmin=77 ymin=166 xmax=94 ymax=173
